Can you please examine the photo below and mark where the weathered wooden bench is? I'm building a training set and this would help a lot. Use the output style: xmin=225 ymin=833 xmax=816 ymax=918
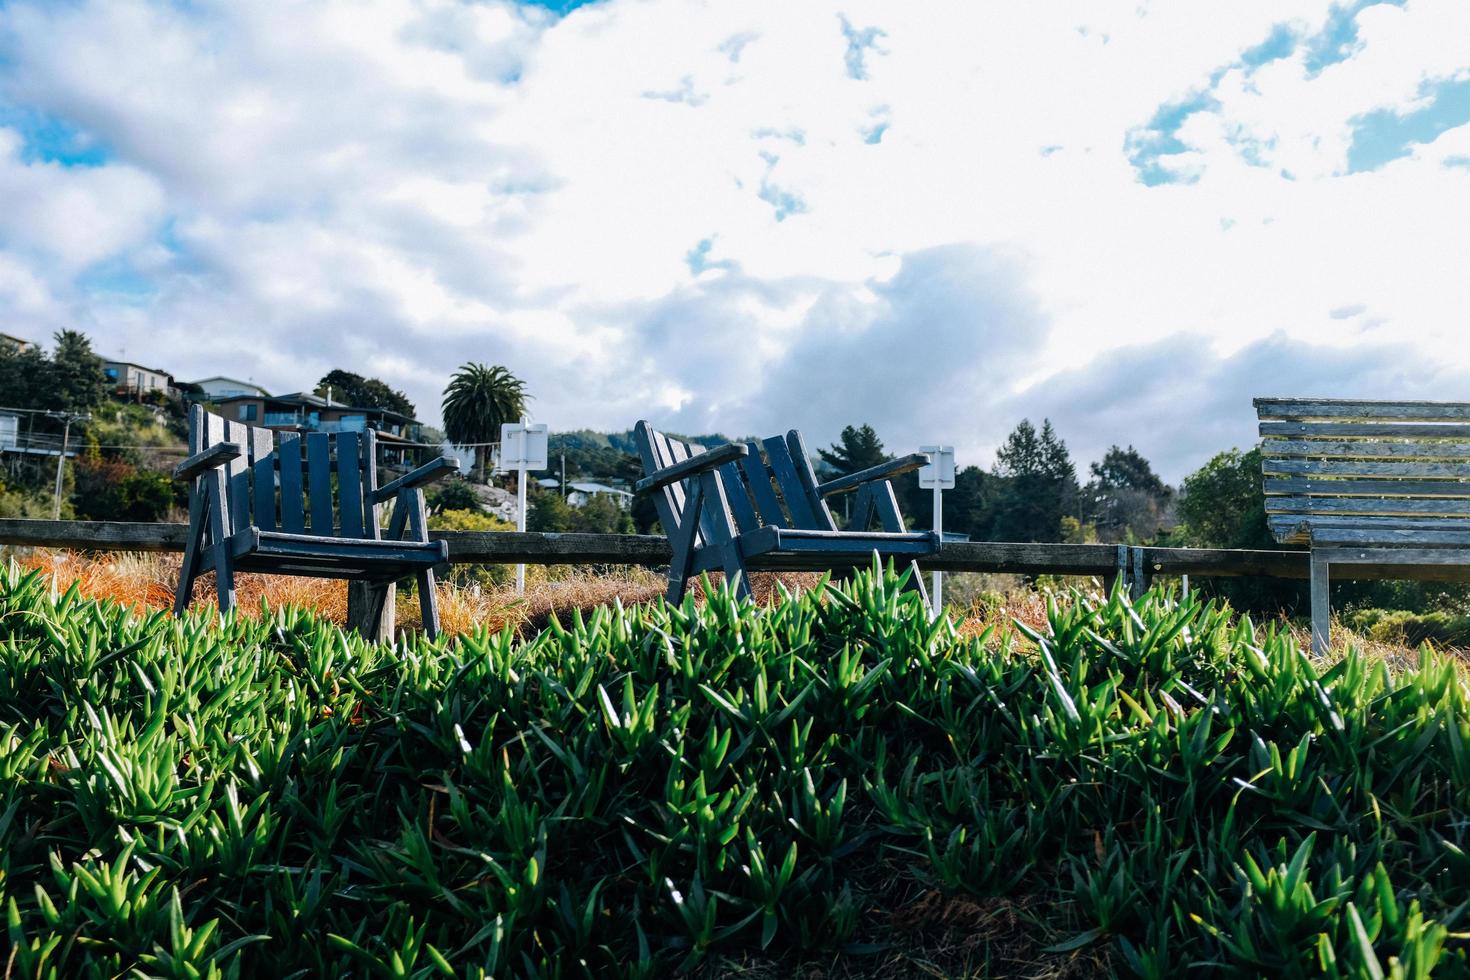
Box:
xmin=173 ymin=406 xmax=457 ymax=638
xmin=634 ymin=421 xmax=939 ymax=605
xmin=1256 ymin=397 xmax=1470 ymax=653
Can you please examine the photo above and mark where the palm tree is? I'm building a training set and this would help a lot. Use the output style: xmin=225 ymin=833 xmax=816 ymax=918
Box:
xmin=441 ymin=364 xmax=529 ymax=482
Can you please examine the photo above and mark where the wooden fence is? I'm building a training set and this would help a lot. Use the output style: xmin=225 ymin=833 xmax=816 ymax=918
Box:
xmin=12 ymin=517 xmax=1470 ymax=584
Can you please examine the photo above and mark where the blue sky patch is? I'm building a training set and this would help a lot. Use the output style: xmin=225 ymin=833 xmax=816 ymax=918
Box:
xmin=517 ymin=0 xmax=599 ymax=13
xmin=0 ymin=105 xmax=109 ymax=166
xmin=1302 ymin=0 xmax=1404 ymax=75
xmin=1240 ymin=24 xmax=1296 ymax=69
xmin=1347 ymin=75 xmax=1470 ymax=173
xmin=838 ymin=15 xmax=885 ymax=81
xmin=1125 ymin=92 xmax=1219 ymax=185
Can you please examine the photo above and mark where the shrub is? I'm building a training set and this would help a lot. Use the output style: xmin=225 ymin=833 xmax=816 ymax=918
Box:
xmin=1 ymin=564 xmax=1467 ymax=976
xmin=426 ymin=476 xmax=482 ymax=514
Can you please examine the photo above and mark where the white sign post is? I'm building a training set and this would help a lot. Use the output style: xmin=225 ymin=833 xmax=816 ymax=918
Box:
xmin=500 ymin=418 xmax=549 ymax=594
xmin=918 ymin=445 xmax=955 ymax=609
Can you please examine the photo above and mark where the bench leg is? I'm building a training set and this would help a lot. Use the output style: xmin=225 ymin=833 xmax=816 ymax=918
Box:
xmin=1309 ymin=552 xmax=1330 ymax=656
xmin=173 ymin=493 xmax=206 ymax=617
xmin=347 ymin=581 xmax=395 ymax=642
xmin=417 ymin=569 xmax=440 ymax=641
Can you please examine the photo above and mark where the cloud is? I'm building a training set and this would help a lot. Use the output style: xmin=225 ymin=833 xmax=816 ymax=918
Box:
xmin=0 ymin=0 xmax=1464 ymax=487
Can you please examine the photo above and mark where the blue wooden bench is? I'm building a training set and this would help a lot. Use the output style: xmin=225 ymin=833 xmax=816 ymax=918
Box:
xmin=172 ymin=406 xmax=456 ymax=638
xmin=634 ymin=421 xmax=938 ymax=604
xmin=1257 ymin=397 xmax=1470 ymax=654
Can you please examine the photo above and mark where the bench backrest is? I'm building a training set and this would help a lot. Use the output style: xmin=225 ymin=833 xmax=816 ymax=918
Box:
xmin=188 ymin=405 xmax=382 ymax=539
xmin=1255 ymin=398 xmax=1470 ymax=544
xmin=634 ymin=421 xmax=838 ymax=542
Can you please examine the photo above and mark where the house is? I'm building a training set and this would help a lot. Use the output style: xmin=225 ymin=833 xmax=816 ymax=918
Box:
xmin=0 ymin=333 xmax=37 ymax=353
xmin=566 ymin=481 xmax=634 ymax=510
xmin=188 ymin=376 xmax=271 ymax=401
xmin=103 ymin=359 xmax=175 ymax=399
xmin=212 ymin=391 xmax=426 ymax=471
xmin=0 ymin=413 xmax=16 ymax=450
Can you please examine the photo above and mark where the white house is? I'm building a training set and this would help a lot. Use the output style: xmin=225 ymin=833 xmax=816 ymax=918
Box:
xmin=188 ymin=376 xmax=271 ymax=400
xmin=567 ymin=481 xmax=634 ymax=510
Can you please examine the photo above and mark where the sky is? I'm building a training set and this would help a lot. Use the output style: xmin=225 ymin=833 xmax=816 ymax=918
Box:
xmin=1 ymin=0 xmax=1468 ymax=481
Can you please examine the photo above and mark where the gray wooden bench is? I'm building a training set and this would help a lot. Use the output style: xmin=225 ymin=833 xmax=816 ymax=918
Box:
xmin=634 ymin=421 xmax=939 ymax=605
xmin=173 ymin=405 xmax=456 ymax=638
xmin=1256 ymin=397 xmax=1470 ymax=654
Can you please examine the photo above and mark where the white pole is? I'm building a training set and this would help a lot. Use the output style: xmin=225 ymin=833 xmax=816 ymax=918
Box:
xmin=931 ymin=482 xmax=943 ymax=609
xmin=515 ymin=462 xmax=528 ymax=594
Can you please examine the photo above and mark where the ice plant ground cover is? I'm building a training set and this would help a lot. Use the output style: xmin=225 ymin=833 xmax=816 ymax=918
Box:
xmin=1 ymin=563 xmax=1467 ymax=978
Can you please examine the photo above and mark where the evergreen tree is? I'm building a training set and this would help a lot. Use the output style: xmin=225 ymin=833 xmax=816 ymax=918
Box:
xmin=818 ymin=424 xmax=889 ymax=476
xmin=1084 ymin=445 xmax=1173 ymax=542
xmin=50 ymin=330 xmax=107 ymax=413
xmin=0 ymin=344 xmax=55 ymax=411
xmin=315 ymin=369 xmax=416 ymax=418
xmin=988 ymin=418 xmax=1077 ymax=542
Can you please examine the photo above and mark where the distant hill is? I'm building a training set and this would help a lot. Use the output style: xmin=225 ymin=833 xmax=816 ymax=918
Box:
xmin=547 ymin=429 xmax=737 ymax=486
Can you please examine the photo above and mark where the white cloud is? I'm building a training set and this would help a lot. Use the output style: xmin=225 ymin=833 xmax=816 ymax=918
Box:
xmin=0 ymin=0 xmax=1467 ymax=480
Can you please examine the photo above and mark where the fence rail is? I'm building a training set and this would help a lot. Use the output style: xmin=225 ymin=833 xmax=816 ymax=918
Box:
xmin=8 ymin=517 xmax=1470 ymax=584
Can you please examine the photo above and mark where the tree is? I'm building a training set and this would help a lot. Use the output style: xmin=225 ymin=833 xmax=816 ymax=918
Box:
xmin=50 ymin=330 xmax=107 ymax=413
xmin=1084 ymin=445 xmax=1173 ymax=542
xmin=441 ymin=364 xmax=529 ymax=482
xmin=315 ymin=369 xmax=416 ymax=418
xmin=1175 ymin=448 xmax=1272 ymax=550
xmin=0 ymin=343 xmax=55 ymax=411
xmin=988 ymin=418 xmax=1077 ymax=542
xmin=818 ymin=424 xmax=889 ymax=477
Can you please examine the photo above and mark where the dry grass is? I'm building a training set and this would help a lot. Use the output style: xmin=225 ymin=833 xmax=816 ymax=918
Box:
xmin=9 ymin=550 xmax=825 ymax=640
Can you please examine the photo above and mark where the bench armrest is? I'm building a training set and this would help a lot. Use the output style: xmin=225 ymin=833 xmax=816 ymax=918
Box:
xmin=635 ymin=443 xmax=748 ymax=495
xmin=173 ymin=442 xmax=242 ymax=482
xmin=816 ymin=452 xmax=930 ymax=498
xmin=372 ymin=456 xmax=458 ymax=503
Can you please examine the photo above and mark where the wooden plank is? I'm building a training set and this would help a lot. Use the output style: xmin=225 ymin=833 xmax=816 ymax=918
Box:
xmin=763 ymin=435 xmax=819 ymax=528
xmin=276 ymin=434 xmax=306 ymax=534
xmin=1306 ymin=527 xmax=1470 ymax=547
xmin=1255 ymin=398 xmax=1470 ymax=420
xmin=1260 ymin=421 xmax=1470 ymax=439
xmin=1263 ymin=458 xmax=1470 ymax=479
xmin=306 ymin=432 xmax=333 ymax=535
xmin=1262 ymin=439 xmax=1470 ymax=460
xmin=633 ymin=422 xmax=678 ymax=538
xmin=224 ymin=421 xmax=251 ymax=536
xmin=250 ymin=426 xmax=276 ymax=533
xmin=362 ymin=429 xmax=381 ymax=537
xmin=740 ymin=443 xmax=787 ymax=527
xmin=1266 ymin=497 xmax=1470 ymax=517
xmin=1315 ymin=547 xmax=1470 ymax=566
xmin=784 ymin=431 xmax=837 ymax=531
xmin=717 ymin=461 xmax=762 ymax=533
xmin=336 ymin=433 xmax=365 ymax=538
xmin=1264 ymin=477 xmax=1470 ymax=498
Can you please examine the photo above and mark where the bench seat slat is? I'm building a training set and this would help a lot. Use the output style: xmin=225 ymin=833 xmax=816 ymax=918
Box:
xmin=1264 ymin=477 xmax=1470 ymax=498
xmin=1261 ymin=421 xmax=1470 ymax=439
xmin=1263 ymin=439 xmax=1470 ymax=460
xmin=1263 ymin=458 xmax=1470 ymax=479
xmin=1254 ymin=398 xmax=1470 ymax=421
xmin=1266 ymin=497 xmax=1470 ymax=517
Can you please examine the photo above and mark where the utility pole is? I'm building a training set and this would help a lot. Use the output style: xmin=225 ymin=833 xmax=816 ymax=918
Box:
xmin=561 ymin=454 xmax=567 ymax=500
xmin=51 ymin=412 xmax=86 ymax=519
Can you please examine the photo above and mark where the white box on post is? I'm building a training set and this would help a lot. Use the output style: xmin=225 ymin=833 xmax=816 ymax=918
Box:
xmin=500 ymin=419 xmax=550 ymax=593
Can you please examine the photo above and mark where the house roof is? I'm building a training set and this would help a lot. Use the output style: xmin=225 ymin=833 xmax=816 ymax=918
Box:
xmin=0 ymin=333 xmax=35 ymax=348
xmin=188 ymin=375 xmax=271 ymax=395
xmin=103 ymin=358 xmax=174 ymax=379
xmin=213 ymin=391 xmax=421 ymax=425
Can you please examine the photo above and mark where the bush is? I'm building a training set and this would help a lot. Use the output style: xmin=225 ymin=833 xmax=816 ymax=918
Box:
xmin=428 ymin=507 xmax=514 ymax=587
xmin=72 ymin=457 xmax=179 ymax=522
xmin=1345 ymin=607 xmax=1470 ymax=648
xmin=426 ymin=476 xmax=481 ymax=514
xmin=1 ymin=565 xmax=1467 ymax=976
